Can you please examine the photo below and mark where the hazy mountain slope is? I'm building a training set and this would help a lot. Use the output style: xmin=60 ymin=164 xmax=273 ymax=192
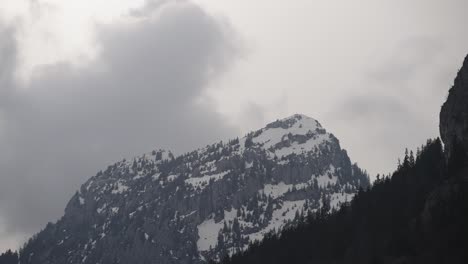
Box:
xmin=19 ymin=114 xmax=369 ymax=264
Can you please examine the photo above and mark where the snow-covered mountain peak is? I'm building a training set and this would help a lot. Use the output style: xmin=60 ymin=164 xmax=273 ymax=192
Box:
xmin=244 ymin=114 xmax=331 ymax=159
xmin=21 ymin=115 xmax=369 ymax=264
xmin=268 ymin=114 xmax=321 ymax=129
xmin=279 ymin=113 xmax=318 ymax=122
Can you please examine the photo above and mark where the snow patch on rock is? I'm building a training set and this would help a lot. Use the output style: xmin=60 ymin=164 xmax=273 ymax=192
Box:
xmin=186 ymin=171 xmax=230 ymax=190
xmin=248 ymin=200 xmax=305 ymax=243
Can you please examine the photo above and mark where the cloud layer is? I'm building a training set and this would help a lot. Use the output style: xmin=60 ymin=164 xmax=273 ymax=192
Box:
xmin=0 ymin=1 xmax=239 ymax=249
xmin=325 ymin=35 xmax=465 ymax=175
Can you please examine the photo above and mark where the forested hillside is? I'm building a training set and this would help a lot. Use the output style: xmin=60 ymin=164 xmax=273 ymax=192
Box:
xmin=219 ymin=138 xmax=468 ymax=264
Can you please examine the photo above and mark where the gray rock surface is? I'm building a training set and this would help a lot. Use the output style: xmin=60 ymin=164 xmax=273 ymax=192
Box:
xmin=440 ymin=55 xmax=468 ymax=157
xmin=20 ymin=114 xmax=369 ymax=264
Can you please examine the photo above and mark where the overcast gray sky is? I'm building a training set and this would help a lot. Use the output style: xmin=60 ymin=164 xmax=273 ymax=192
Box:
xmin=1 ymin=0 xmax=468 ymax=251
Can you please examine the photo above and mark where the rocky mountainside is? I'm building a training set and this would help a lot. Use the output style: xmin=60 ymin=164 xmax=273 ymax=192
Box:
xmin=19 ymin=114 xmax=369 ymax=264
xmin=440 ymin=55 xmax=468 ymax=158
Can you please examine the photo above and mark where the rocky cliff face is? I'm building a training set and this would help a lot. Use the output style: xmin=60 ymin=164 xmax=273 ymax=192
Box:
xmin=440 ymin=55 xmax=468 ymax=157
xmin=20 ymin=114 xmax=369 ymax=264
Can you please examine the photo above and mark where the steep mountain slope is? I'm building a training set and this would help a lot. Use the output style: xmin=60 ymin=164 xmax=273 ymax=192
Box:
xmin=218 ymin=55 xmax=468 ymax=264
xmin=440 ymin=55 xmax=468 ymax=158
xmin=19 ymin=114 xmax=369 ymax=264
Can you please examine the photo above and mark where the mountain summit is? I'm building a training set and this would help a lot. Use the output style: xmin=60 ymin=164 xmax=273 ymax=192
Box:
xmin=20 ymin=114 xmax=369 ymax=264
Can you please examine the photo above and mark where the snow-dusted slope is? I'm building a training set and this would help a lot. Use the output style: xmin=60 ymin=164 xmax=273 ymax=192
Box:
xmin=20 ymin=114 xmax=369 ymax=264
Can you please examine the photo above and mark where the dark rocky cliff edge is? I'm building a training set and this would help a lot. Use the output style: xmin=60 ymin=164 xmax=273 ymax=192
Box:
xmin=440 ymin=55 xmax=468 ymax=158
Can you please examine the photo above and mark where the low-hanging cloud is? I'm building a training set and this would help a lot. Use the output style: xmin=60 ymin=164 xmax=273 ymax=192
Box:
xmin=326 ymin=35 xmax=461 ymax=175
xmin=0 ymin=0 xmax=239 ymax=250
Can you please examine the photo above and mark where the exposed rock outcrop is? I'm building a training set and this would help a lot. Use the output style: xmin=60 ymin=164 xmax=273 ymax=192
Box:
xmin=440 ymin=55 xmax=468 ymax=157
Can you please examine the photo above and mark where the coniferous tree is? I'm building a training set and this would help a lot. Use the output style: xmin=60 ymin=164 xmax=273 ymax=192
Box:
xmin=0 ymin=249 xmax=18 ymax=264
xmin=409 ymin=150 xmax=415 ymax=167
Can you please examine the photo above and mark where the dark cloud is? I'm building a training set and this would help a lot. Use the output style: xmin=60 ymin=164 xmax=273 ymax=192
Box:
xmin=0 ymin=1 xmax=239 ymax=248
xmin=0 ymin=25 xmax=15 ymax=102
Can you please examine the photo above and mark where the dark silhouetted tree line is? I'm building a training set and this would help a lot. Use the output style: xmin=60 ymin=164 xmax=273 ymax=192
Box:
xmin=0 ymin=249 xmax=18 ymax=264
xmin=216 ymin=138 xmax=468 ymax=264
